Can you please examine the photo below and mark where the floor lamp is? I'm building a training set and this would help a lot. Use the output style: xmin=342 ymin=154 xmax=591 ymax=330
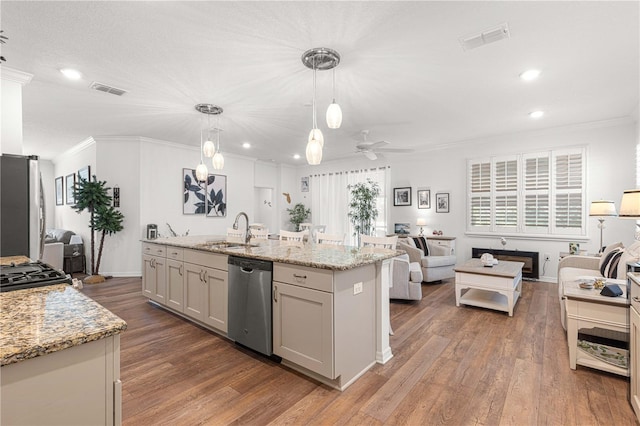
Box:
xmin=619 ymin=189 xmax=640 ymax=240
xmin=589 ymin=200 xmax=617 ymax=252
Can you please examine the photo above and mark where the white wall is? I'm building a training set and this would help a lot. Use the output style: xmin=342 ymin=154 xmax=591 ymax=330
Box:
xmin=39 ymin=159 xmax=55 ymax=231
xmin=0 ymin=68 xmax=32 ymax=155
xmin=298 ymin=119 xmax=637 ymax=280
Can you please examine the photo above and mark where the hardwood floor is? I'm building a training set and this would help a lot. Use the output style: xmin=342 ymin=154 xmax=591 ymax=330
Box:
xmin=80 ymin=276 xmax=639 ymax=425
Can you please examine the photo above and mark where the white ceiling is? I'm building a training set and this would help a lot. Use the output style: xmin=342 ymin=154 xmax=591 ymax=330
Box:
xmin=3 ymin=1 xmax=639 ymax=164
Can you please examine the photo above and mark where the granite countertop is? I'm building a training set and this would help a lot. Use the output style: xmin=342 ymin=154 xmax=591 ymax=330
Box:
xmin=1 ymin=284 xmax=127 ymax=366
xmin=144 ymin=235 xmax=403 ymax=271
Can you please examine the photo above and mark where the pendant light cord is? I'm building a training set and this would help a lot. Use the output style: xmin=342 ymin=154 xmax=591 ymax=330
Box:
xmin=217 ymin=114 xmax=221 ymax=152
xmin=332 ymin=67 xmax=336 ymax=102
xmin=200 ymin=114 xmax=204 ymax=163
xmin=312 ymin=60 xmax=317 ymax=129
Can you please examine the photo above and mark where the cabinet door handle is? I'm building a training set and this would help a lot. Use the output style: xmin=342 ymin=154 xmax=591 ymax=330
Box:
xmin=171 ymin=251 xmax=178 ymax=256
xmin=157 ymin=249 xmax=163 ymax=254
xmin=150 ymin=258 xmax=155 ymax=268
xmin=179 ymin=265 xmax=183 ymax=276
xmin=633 ymin=297 xmax=640 ymax=303
xmin=293 ymin=274 xmax=307 ymax=280
xmin=199 ymin=270 xmax=204 ymax=282
xmin=273 ymin=285 xmax=278 ymax=302
xmin=202 ymin=270 xmax=208 ymax=283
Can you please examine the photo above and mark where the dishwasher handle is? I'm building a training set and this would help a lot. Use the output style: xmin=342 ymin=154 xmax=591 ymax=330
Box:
xmin=240 ymin=267 xmax=254 ymax=274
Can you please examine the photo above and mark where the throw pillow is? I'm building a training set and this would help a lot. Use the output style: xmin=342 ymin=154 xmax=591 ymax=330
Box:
xmin=600 ymin=247 xmax=624 ymax=279
xmin=616 ymin=241 xmax=640 ymax=279
xmin=412 ymin=237 xmax=429 ymax=256
xmin=599 ymin=242 xmax=624 ymax=272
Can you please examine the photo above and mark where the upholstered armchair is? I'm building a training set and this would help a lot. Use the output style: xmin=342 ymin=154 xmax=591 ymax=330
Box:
xmin=397 ymin=236 xmax=456 ymax=283
xmin=390 ymin=253 xmax=423 ymax=300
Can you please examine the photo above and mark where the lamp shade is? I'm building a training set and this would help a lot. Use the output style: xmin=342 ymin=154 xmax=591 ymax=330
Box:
xmin=619 ymin=190 xmax=640 ymax=218
xmin=306 ymin=138 xmax=323 ymax=165
xmin=203 ymin=140 xmax=216 ymax=157
xmin=195 ymin=163 xmax=208 ymax=181
xmin=589 ymin=200 xmax=617 ymax=217
xmin=416 ymin=218 xmax=427 ymax=226
xmin=69 ymin=235 xmax=83 ymax=245
xmin=212 ymin=152 xmax=224 ymax=170
xmin=326 ymin=102 xmax=342 ymax=129
xmin=308 ymin=128 xmax=324 ymax=147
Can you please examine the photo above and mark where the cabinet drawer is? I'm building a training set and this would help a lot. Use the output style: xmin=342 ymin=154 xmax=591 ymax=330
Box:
xmin=274 ymin=263 xmax=333 ymax=293
xmin=184 ymin=249 xmax=227 ymax=271
xmin=142 ymin=242 xmax=166 ymax=257
xmin=166 ymin=247 xmax=184 ymax=261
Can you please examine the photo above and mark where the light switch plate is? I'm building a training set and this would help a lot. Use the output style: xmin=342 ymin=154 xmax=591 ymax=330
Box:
xmin=354 ymin=282 xmax=363 ymax=295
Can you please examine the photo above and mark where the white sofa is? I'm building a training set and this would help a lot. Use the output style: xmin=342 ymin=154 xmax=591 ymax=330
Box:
xmin=397 ymin=236 xmax=456 ymax=283
xmin=557 ymin=241 xmax=640 ymax=329
xmin=390 ymin=253 xmax=423 ymax=300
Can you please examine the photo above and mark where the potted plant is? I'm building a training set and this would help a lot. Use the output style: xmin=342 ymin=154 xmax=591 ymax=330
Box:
xmin=287 ymin=202 xmax=310 ymax=231
xmin=348 ymin=179 xmax=380 ymax=246
xmin=73 ymin=175 xmax=124 ymax=283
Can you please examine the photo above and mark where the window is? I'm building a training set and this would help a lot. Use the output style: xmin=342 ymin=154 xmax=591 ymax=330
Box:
xmin=467 ymin=147 xmax=586 ymax=237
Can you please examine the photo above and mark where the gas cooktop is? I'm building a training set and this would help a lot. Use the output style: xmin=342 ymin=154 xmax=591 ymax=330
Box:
xmin=0 ymin=261 xmax=72 ymax=292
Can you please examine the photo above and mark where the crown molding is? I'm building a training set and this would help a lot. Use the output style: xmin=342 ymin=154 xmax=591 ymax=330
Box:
xmin=53 ymin=136 xmax=95 ymax=163
xmin=0 ymin=66 xmax=34 ymax=85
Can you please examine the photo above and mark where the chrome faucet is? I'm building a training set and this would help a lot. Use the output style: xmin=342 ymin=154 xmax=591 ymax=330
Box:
xmin=233 ymin=212 xmax=250 ymax=244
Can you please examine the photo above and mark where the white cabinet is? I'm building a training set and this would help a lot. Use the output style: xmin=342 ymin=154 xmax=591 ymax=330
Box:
xmin=203 ymin=267 xmax=228 ymax=333
xmin=142 ymin=252 xmax=166 ymax=304
xmin=631 ymin=305 xmax=640 ymax=418
xmin=273 ymin=280 xmax=334 ymax=378
xmin=166 ymin=259 xmax=184 ymax=313
xmin=184 ymin=262 xmax=206 ymax=321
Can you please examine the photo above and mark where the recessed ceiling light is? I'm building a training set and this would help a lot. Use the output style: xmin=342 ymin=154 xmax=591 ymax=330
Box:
xmin=60 ymin=68 xmax=82 ymax=80
xmin=293 ymin=154 xmax=301 ymax=160
xmin=529 ymin=110 xmax=544 ymax=119
xmin=520 ymin=69 xmax=541 ymax=81
xmin=242 ymin=142 xmax=251 ymax=149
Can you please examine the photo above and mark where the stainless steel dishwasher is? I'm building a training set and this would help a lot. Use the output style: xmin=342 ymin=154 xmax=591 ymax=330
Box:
xmin=227 ymin=256 xmax=274 ymax=356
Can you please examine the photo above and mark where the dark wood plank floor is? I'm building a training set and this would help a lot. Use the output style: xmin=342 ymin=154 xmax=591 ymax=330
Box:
xmin=80 ymin=276 xmax=639 ymax=425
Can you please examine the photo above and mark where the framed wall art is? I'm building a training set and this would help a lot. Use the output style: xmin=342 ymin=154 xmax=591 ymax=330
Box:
xmin=301 ymin=176 xmax=309 ymax=192
xmin=417 ymin=189 xmax=430 ymax=209
xmin=65 ymin=173 xmax=76 ymax=205
xmin=55 ymin=176 xmax=63 ymax=206
xmin=183 ymin=168 xmax=206 ymax=214
xmin=78 ymin=165 xmax=91 ymax=182
xmin=205 ymin=173 xmax=227 ymax=217
xmin=436 ymin=192 xmax=450 ymax=213
xmin=393 ymin=187 xmax=411 ymax=206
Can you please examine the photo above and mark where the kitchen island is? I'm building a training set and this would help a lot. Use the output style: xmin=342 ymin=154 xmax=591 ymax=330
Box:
xmin=142 ymin=235 xmax=400 ymax=390
xmin=1 ymin=282 xmax=127 ymax=425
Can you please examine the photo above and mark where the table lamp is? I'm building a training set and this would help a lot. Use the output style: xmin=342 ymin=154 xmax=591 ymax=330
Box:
xmin=69 ymin=234 xmax=83 ymax=256
xmin=589 ymin=200 xmax=617 ymax=252
xmin=619 ymin=189 xmax=640 ymax=240
xmin=416 ymin=218 xmax=427 ymax=237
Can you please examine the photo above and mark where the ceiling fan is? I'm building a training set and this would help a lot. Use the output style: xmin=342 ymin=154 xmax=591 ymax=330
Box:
xmin=355 ymin=130 xmax=414 ymax=160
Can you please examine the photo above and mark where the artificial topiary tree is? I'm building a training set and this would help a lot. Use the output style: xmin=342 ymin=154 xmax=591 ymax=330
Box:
xmin=73 ymin=175 xmax=124 ymax=283
xmin=287 ymin=203 xmax=311 ymax=231
xmin=348 ymin=178 xmax=380 ymax=246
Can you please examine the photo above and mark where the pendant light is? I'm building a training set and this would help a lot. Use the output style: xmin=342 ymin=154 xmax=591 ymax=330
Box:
xmin=212 ymin=110 xmax=224 ymax=170
xmin=301 ymin=47 xmax=341 ymax=165
xmin=195 ymin=103 xmax=223 ymax=178
xmin=203 ymin=111 xmax=216 ymax=158
xmin=326 ymin=67 xmax=342 ymax=129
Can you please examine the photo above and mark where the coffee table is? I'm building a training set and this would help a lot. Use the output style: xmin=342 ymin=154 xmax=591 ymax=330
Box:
xmin=454 ymin=258 xmax=524 ymax=316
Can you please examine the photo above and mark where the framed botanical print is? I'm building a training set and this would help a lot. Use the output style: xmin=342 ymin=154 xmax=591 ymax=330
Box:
xmin=78 ymin=165 xmax=91 ymax=182
xmin=436 ymin=192 xmax=450 ymax=213
xmin=55 ymin=176 xmax=63 ymax=206
xmin=65 ymin=173 xmax=76 ymax=205
xmin=205 ymin=173 xmax=227 ymax=217
xmin=183 ymin=168 xmax=206 ymax=214
xmin=301 ymin=176 xmax=309 ymax=192
xmin=393 ymin=187 xmax=411 ymax=206
xmin=417 ymin=189 xmax=430 ymax=209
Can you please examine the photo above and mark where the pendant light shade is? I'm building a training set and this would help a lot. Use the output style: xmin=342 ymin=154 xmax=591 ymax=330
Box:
xmin=212 ymin=151 xmax=224 ymax=170
xmin=195 ymin=163 xmax=208 ymax=181
xmin=308 ymin=128 xmax=324 ymax=147
xmin=306 ymin=138 xmax=323 ymax=165
xmin=326 ymin=102 xmax=342 ymax=129
xmin=203 ymin=140 xmax=216 ymax=157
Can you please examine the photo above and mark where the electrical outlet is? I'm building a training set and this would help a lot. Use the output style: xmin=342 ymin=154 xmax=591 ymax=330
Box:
xmin=544 ymin=253 xmax=551 ymax=261
xmin=353 ymin=282 xmax=363 ymax=295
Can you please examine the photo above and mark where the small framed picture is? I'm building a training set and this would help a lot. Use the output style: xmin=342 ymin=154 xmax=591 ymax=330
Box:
xmin=417 ymin=189 xmax=430 ymax=209
xmin=301 ymin=176 xmax=309 ymax=192
xmin=393 ymin=187 xmax=411 ymax=206
xmin=78 ymin=165 xmax=91 ymax=182
xmin=394 ymin=223 xmax=410 ymax=235
xmin=55 ymin=176 xmax=63 ymax=206
xmin=65 ymin=173 xmax=76 ymax=205
xmin=436 ymin=192 xmax=449 ymax=213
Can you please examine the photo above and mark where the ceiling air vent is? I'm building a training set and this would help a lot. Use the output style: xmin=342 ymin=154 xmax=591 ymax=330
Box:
xmin=89 ymin=81 xmax=127 ymax=96
xmin=459 ymin=22 xmax=510 ymax=51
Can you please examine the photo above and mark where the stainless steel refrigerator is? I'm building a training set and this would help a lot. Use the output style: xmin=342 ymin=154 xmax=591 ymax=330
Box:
xmin=1 ymin=154 xmax=44 ymax=259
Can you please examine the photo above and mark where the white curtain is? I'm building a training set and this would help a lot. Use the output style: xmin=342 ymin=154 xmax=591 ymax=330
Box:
xmin=310 ymin=167 xmax=390 ymax=246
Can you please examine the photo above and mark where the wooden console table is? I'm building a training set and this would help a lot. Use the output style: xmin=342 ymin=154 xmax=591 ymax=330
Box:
xmin=564 ymin=278 xmax=629 ymax=376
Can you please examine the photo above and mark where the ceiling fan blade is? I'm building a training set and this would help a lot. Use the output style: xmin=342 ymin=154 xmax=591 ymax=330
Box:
xmin=356 ymin=140 xmax=389 ymax=150
xmin=363 ymin=151 xmax=378 ymax=160
xmin=376 ymin=148 xmax=415 ymax=153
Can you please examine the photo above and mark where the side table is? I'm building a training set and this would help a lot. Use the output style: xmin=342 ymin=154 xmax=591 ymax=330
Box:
xmin=64 ymin=255 xmax=86 ymax=274
xmin=564 ymin=278 xmax=629 ymax=376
